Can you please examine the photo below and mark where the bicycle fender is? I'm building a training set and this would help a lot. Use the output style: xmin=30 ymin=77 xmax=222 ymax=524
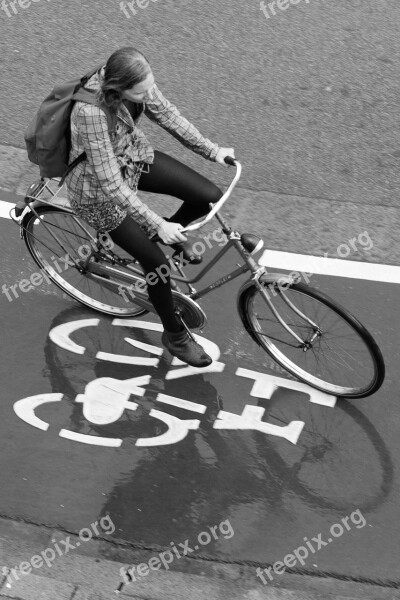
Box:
xmin=19 ymin=200 xmax=47 ymax=229
xmin=236 ymin=272 xmax=298 ymax=347
xmin=19 ymin=201 xmax=73 ymax=237
xmin=237 ymin=272 xmax=296 ymax=297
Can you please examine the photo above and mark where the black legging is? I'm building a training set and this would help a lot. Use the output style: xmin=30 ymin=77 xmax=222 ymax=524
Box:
xmin=109 ymin=151 xmax=223 ymax=332
xmin=138 ymin=150 xmax=222 ymax=225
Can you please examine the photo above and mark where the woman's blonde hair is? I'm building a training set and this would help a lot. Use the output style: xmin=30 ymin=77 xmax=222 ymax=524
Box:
xmin=98 ymin=47 xmax=151 ymax=110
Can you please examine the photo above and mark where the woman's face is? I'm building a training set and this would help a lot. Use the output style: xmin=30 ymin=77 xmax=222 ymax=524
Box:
xmin=122 ymin=72 xmax=155 ymax=103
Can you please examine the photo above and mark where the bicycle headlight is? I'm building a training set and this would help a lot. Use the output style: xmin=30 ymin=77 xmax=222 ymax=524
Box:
xmin=240 ymin=233 xmax=264 ymax=255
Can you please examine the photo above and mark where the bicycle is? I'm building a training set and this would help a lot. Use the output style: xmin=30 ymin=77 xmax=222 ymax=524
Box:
xmin=11 ymin=158 xmax=385 ymax=398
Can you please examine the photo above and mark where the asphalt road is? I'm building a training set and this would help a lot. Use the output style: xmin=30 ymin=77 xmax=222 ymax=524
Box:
xmin=1 ymin=0 xmax=400 ymax=594
xmin=1 ymin=0 xmax=400 ymax=207
xmin=0 ymin=195 xmax=399 ymax=586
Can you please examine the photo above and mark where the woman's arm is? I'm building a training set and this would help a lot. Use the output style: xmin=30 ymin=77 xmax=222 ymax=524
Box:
xmin=75 ymin=103 xmax=165 ymax=236
xmin=144 ymin=84 xmax=221 ymax=160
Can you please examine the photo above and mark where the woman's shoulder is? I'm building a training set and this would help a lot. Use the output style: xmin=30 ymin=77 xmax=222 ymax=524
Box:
xmin=72 ymin=100 xmax=109 ymax=123
xmin=85 ymin=66 xmax=105 ymax=92
xmin=72 ymin=66 xmax=107 ymax=118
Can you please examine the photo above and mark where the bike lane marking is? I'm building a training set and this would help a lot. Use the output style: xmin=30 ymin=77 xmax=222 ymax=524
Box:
xmin=259 ymin=249 xmax=400 ymax=284
xmin=12 ymin=319 xmax=338 ymax=448
xmin=0 ymin=199 xmax=13 ymax=219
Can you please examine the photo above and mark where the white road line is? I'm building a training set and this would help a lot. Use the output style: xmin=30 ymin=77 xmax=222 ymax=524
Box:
xmin=259 ymin=249 xmax=400 ymax=284
xmin=0 ymin=199 xmax=13 ymax=219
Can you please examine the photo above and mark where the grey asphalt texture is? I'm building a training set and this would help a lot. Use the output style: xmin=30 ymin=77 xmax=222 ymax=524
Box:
xmin=1 ymin=0 xmax=399 ymax=208
xmin=0 ymin=0 xmax=400 ymax=599
xmin=1 ymin=0 xmax=400 ymax=262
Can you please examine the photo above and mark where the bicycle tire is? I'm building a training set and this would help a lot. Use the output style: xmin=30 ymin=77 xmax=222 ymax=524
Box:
xmin=23 ymin=205 xmax=148 ymax=318
xmin=238 ymin=278 xmax=385 ymax=398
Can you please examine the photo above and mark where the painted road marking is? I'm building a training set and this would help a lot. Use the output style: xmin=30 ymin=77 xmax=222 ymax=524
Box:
xmin=14 ymin=320 xmax=340 ymax=448
xmin=0 ymin=198 xmax=67 ymax=219
xmin=259 ymin=249 xmax=400 ymax=284
xmin=59 ymin=429 xmax=122 ymax=447
xmin=0 ymin=199 xmax=13 ymax=219
xmin=14 ymin=393 xmax=63 ymax=431
xmin=156 ymin=393 xmax=207 ymax=414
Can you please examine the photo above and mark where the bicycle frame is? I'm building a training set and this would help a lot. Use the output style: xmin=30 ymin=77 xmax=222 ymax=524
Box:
xmin=170 ymin=213 xmax=259 ymax=301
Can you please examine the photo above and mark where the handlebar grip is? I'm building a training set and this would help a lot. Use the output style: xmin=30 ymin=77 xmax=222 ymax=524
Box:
xmin=224 ymin=156 xmax=236 ymax=166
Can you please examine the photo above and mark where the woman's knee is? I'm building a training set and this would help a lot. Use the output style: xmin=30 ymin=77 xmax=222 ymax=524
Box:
xmin=206 ymin=183 xmax=223 ymax=205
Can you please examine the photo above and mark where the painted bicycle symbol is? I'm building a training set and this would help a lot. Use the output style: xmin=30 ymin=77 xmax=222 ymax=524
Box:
xmin=14 ymin=318 xmax=335 ymax=448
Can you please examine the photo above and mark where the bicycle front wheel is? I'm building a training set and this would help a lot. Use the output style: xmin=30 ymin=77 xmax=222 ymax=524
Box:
xmin=23 ymin=205 xmax=148 ymax=317
xmin=238 ymin=279 xmax=385 ymax=398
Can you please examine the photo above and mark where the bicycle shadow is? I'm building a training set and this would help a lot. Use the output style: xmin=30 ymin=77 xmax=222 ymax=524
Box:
xmin=40 ymin=305 xmax=393 ymax=539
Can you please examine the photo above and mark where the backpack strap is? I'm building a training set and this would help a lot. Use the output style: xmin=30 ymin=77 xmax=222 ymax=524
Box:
xmin=59 ymin=88 xmax=116 ymax=187
xmin=59 ymin=153 xmax=87 ymax=187
xmin=72 ymin=88 xmax=116 ymax=134
xmin=80 ymin=63 xmax=104 ymax=87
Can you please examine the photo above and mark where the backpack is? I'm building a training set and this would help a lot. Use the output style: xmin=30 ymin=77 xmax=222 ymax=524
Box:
xmin=24 ymin=65 xmax=115 ymax=186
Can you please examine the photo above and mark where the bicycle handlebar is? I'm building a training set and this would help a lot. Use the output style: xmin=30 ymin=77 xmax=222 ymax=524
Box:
xmin=180 ymin=158 xmax=242 ymax=233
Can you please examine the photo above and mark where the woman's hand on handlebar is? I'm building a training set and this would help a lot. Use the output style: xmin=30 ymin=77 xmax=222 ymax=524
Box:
xmin=157 ymin=221 xmax=187 ymax=245
xmin=215 ymin=147 xmax=235 ymax=167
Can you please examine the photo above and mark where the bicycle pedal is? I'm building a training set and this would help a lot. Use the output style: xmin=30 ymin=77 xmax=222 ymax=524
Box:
xmin=172 ymin=247 xmax=203 ymax=265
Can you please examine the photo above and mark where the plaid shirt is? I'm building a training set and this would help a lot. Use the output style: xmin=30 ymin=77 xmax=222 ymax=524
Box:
xmin=65 ymin=68 xmax=220 ymax=234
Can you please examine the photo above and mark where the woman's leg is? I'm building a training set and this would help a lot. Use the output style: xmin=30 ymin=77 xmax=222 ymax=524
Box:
xmin=138 ymin=150 xmax=223 ymax=226
xmin=109 ymin=215 xmax=182 ymax=333
xmin=109 ymin=215 xmax=212 ymax=367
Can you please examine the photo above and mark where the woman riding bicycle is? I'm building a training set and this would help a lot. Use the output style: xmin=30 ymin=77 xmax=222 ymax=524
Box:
xmin=65 ymin=46 xmax=235 ymax=368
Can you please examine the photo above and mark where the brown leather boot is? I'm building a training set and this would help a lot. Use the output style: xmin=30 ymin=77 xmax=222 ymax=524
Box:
xmin=162 ymin=329 xmax=212 ymax=367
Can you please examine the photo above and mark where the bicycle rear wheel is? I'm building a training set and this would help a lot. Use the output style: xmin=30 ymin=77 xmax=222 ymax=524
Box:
xmin=238 ymin=279 xmax=385 ymax=398
xmin=23 ymin=205 xmax=148 ymax=317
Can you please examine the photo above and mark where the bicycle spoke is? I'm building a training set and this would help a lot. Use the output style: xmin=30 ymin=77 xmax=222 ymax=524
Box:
xmin=242 ymin=281 xmax=384 ymax=397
